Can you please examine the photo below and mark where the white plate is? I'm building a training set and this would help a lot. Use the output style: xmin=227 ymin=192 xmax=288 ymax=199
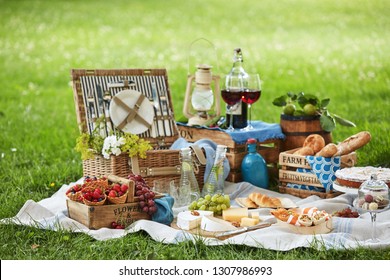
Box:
xmin=332 ymin=182 xmax=358 ymax=195
xmin=109 ymin=89 xmax=154 ymax=134
xmin=235 ymin=197 xmax=297 ymax=209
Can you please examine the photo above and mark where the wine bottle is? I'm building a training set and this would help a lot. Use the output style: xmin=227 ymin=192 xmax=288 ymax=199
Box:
xmin=225 ymin=48 xmax=248 ymax=129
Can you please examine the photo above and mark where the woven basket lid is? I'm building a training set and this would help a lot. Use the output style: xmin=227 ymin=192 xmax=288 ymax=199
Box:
xmin=109 ymin=89 xmax=154 ymax=135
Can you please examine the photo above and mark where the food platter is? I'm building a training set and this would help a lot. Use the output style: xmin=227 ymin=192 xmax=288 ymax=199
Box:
xmin=276 ymin=219 xmax=333 ymax=235
xmin=271 ymin=207 xmax=333 ymax=235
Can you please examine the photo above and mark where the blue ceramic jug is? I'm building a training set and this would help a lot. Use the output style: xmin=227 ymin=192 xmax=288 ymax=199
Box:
xmin=241 ymin=138 xmax=269 ymax=189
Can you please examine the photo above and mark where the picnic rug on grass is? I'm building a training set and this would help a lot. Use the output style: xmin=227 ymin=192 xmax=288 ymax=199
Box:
xmin=1 ymin=178 xmax=390 ymax=251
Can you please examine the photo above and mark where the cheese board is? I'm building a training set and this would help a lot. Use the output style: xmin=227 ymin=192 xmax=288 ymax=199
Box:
xmin=171 ymin=218 xmax=273 ymax=240
xmin=171 ymin=209 xmax=275 ymax=240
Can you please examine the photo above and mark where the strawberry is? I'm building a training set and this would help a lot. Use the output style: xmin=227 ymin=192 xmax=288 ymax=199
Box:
xmin=94 ymin=188 xmax=102 ymax=195
xmin=113 ymin=184 xmax=121 ymax=193
xmin=108 ymin=190 xmax=117 ymax=197
xmin=92 ymin=191 xmax=101 ymax=199
xmin=121 ymin=184 xmax=129 ymax=193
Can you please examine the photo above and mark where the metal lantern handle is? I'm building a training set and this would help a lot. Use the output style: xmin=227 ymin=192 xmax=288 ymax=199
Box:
xmin=187 ymin=37 xmax=220 ymax=75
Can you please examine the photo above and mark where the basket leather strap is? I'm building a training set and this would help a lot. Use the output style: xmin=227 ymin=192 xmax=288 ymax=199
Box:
xmin=138 ymin=166 xmax=181 ymax=176
xmin=112 ymin=94 xmax=151 ymax=129
xmin=189 ymin=144 xmax=207 ymax=166
xmin=130 ymin=156 xmax=181 ymax=177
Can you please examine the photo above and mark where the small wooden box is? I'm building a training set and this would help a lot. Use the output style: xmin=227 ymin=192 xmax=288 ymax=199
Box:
xmin=278 ymin=148 xmax=357 ymax=198
xmin=66 ymin=199 xmax=149 ymax=230
xmin=177 ymin=124 xmax=281 ymax=182
xmin=66 ymin=175 xmax=153 ymax=229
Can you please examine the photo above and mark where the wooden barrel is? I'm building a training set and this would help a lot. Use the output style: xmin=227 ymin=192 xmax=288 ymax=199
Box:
xmin=280 ymin=114 xmax=332 ymax=151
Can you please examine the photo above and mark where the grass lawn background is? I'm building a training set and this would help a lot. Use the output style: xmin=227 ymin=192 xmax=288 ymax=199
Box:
xmin=0 ymin=0 xmax=389 ymax=259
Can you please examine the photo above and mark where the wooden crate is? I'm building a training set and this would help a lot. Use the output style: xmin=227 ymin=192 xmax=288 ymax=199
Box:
xmin=66 ymin=175 xmax=157 ymax=229
xmin=177 ymin=124 xmax=281 ymax=182
xmin=278 ymin=148 xmax=357 ymax=198
xmin=66 ymin=200 xmax=149 ymax=230
xmin=71 ymin=69 xmax=206 ymax=187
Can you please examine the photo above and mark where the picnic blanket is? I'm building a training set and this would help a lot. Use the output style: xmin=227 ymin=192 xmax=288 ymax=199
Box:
xmin=1 ymin=178 xmax=390 ymax=251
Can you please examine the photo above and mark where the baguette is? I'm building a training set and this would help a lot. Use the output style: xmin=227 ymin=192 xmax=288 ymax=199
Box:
xmin=316 ymin=143 xmax=338 ymax=157
xmin=335 ymin=131 xmax=371 ymax=156
xmin=249 ymin=192 xmax=282 ymax=208
xmin=294 ymin=146 xmax=315 ymax=156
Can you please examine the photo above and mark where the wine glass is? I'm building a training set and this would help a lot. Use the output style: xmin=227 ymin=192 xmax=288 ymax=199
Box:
xmin=242 ymin=73 xmax=261 ymax=130
xmin=355 ymin=174 xmax=389 ymax=244
xmin=221 ymin=75 xmax=244 ymax=131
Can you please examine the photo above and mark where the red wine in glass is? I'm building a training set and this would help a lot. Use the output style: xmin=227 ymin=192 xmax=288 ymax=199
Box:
xmin=221 ymin=89 xmax=244 ymax=131
xmin=242 ymin=74 xmax=262 ymax=130
xmin=242 ymin=89 xmax=261 ymax=105
xmin=221 ymin=89 xmax=243 ymax=105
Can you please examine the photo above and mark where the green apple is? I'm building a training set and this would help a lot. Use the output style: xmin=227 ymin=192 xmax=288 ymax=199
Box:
xmin=303 ymin=103 xmax=317 ymax=116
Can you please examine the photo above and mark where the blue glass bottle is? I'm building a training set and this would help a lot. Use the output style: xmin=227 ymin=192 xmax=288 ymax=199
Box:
xmin=241 ymin=138 xmax=269 ymax=189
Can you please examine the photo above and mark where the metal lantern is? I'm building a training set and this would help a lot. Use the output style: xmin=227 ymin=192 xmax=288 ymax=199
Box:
xmin=183 ymin=64 xmax=221 ymax=126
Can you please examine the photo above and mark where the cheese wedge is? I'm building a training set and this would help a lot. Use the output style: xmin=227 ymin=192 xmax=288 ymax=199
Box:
xmin=222 ymin=207 xmax=248 ymax=223
xmin=201 ymin=215 xmax=237 ymax=232
xmin=240 ymin=217 xmax=259 ymax=227
xmin=249 ymin=211 xmax=261 ymax=222
xmin=177 ymin=210 xmax=213 ymax=230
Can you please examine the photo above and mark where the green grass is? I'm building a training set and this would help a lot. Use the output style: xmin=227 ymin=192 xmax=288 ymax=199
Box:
xmin=1 ymin=0 xmax=390 ymax=260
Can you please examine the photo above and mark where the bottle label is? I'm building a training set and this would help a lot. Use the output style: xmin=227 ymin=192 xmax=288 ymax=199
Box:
xmin=227 ymin=101 xmax=242 ymax=115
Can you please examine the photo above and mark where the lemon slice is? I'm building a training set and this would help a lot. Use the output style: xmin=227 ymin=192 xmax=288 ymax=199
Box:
xmin=182 ymin=162 xmax=192 ymax=172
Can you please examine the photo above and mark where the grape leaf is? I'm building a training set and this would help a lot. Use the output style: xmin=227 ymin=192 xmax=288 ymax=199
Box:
xmin=320 ymin=98 xmax=330 ymax=108
xmin=272 ymin=95 xmax=287 ymax=106
xmin=332 ymin=113 xmax=356 ymax=127
xmin=287 ymin=92 xmax=298 ymax=101
xmin=298 ymin=93 xmax=320 ymax=108
xmin=297 ymin=95 xmax=308 ymax=108
xmin=320 ymin=114 xmax=336 ymax=132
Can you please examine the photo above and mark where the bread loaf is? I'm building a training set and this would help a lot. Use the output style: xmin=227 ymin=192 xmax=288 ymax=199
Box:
xmin=303 ymin=134 xmax=325 ymax=153
xmin=249 ymin=193 xmax=282 ymax=208
xmin=294 ymin=146 xmax=315 ymax=156
xmin=335 ymin=131 xmax=371 ymax=156
xmin=316 ymin=143 xmax=338 ymax=157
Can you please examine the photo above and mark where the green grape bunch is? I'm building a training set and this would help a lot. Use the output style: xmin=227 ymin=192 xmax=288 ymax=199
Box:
xmin=189 ymin=193 xmax=231 ymax=216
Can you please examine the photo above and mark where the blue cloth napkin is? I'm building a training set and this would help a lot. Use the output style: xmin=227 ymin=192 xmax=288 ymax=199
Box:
xmin=287 ymin=156 xmax=341 ymax=193
xmin=151 ymin=195 xmax=174 ymax=225
xmin=177 ymin=121 xmax=285 ymax=145
xmin=170 ymin=138 xmax=230 ymax=184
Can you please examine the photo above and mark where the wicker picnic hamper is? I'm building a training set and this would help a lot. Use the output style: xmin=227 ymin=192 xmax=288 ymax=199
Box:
xmin=71 ymin=69 xmax=206 ymax=188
